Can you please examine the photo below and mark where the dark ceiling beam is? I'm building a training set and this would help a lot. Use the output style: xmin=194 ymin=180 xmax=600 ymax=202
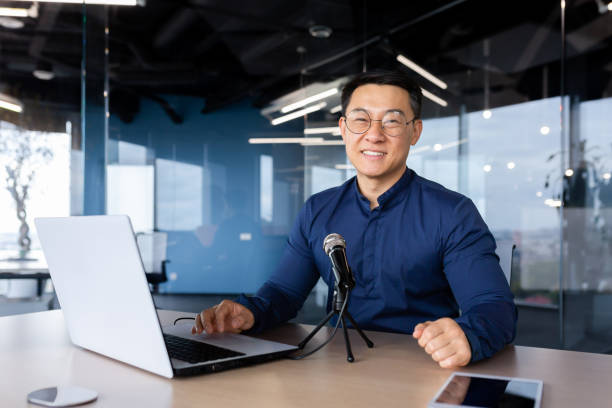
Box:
xmin=188 ymin=0 xmax=304 ymax=33
xmin=301 ymin=0 xmax=470 ymax=74
xmin=29 ymin=3 xmax=63 ymax=58
xmin=153 ymin=8 xmax=201 ymax=49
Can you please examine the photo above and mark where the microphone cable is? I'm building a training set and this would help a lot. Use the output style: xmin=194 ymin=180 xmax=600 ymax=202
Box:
xmin=286 ymin=293 xmax=349 ymax=360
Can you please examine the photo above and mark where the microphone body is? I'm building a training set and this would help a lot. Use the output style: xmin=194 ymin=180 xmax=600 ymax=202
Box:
xmin=323 ymin=233 xmax=355 ymax=290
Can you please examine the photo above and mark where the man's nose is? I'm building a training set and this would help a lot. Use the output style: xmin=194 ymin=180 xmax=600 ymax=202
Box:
xmin=365 ymin=120 xmax=386 ymax=142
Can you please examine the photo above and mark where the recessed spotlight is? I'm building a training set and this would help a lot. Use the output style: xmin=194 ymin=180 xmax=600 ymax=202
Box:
xmin=603 ymin=172 xmax=611 ymax=180
xmin=433 ymin=143 xmax=442 ymax=151
xmin=0 ymin=16 xmax=24 ymax=29
xmin=565 ymin=169 xmax=574 ymax=177
xmin=507 ymin=162 xmax=516 ymax=169
xmin=308 ymin=25 xmax=333 ymax=39
xmin=483 ymin=164 xmax=492 ymax=172
xmin=482 ymin=110 xmax=492 ymax=119
xmin=540 ymin=126 xmax=550 ymax=135
xmin=33 ymin=61 xmax=54 ymax=80
xmin=536 ymin=191 xmax=543 ymax=197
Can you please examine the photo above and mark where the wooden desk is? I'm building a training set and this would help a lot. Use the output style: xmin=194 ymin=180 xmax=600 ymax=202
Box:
xmin=1 ymin=310 xmax=610 ymax=407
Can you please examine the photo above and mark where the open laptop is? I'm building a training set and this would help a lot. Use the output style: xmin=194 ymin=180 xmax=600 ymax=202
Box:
xmin=35 ymin=215 xmax=297 ymax=378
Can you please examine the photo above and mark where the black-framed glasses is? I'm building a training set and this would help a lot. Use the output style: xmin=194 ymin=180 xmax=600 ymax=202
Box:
xmin=344 ymin=109 xmax=418 ymax=137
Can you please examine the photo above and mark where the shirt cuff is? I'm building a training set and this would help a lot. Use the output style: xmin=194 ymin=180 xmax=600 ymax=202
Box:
xmin=234 ymin=293 xmax=268 ymax=334
xmin=456 ymin=321 xmax=482 ymax=363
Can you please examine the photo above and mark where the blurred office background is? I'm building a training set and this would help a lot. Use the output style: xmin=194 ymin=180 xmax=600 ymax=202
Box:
xmin=1 ymin=0 xmax=611 ymax=353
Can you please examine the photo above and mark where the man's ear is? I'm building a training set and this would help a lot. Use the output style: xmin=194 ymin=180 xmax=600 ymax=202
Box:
xmin=410 ymin=120 xmax=423 ymax=146
xmin=339 ymin=116 xmax=347 ymax=144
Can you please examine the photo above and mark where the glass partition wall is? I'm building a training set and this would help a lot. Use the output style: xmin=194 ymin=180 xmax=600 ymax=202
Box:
xmin=0 ymin=3 xmax=83 ymax=305
xmin=24 ymin=0 xmax=611 ymax=352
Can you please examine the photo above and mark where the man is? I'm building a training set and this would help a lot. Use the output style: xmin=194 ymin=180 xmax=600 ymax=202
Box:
xmin=193 ymin=71 xmax=517 ymax=368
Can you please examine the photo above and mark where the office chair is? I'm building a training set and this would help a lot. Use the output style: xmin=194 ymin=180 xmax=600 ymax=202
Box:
xmin=136 ymin=231 xmax=169 ymax=293
xmin=495 ymin=242 xmax=516 ymax=284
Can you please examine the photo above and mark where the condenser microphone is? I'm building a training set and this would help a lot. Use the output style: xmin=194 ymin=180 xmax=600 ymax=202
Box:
xmin=323 ymin=233 xmax=355 ymax=289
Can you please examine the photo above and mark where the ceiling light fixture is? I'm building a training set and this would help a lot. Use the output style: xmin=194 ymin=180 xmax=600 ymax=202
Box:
xmin=271 ymin=102 xmax=327 ymax=126
xmin=300 ymin=140 xmax=344 ymax=146
xmin=421 ymin=88 xmax=448 ymax=107
xmin=410 ymin=145 xmax=431 ymax=154
xmin=0 ymin=92 xmax=24 ymax=113
xmin=329 ymin=104 xmax=342 ymax=114
xmin=482 ymin=110 xmax=492 ymax=119
xmin=0 ymin=7 xmax=28 ymax=17
xmin=0 ymin=16 xmax=24 ymax=29
xmin=249 ymin=137 xmax=325 ymax=144
xmin=304 ymin=127 xmax=340 ymax=135
xmin=595 ymin=0 xmax=612 ymax=13
xmin=309 ymin=25 xmax=333 ymax=39
xmin=33 ymin=62 xmax=54 ymax=80
xmin=280 ymin=88 xmax=337 ymax=113
xmin=11 ymin=0 xmax=144 ymax=5
xmin=540 ymin=125 xmax=550 ymax=135
xmin=335 ymin=164 xmax=354 ymax=170
xmin=396 ymin=54 xmax=447 ymax=90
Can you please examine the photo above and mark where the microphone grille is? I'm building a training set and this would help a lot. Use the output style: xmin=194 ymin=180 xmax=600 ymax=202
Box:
xmin=323 ymin=233 xmax=346 ymax=255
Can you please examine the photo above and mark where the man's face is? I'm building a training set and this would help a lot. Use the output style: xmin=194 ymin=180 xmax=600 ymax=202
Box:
xmin=339 ymin=84 xmax=422 ymax=184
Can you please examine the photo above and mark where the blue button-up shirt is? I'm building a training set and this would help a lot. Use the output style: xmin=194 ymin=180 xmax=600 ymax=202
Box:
xmin=237 ymin=167 xmax=517 ymax=362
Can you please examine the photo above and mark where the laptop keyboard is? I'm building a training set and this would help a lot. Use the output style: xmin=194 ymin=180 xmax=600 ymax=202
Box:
xmin=164 ymin=334 xmax=245 ymax=364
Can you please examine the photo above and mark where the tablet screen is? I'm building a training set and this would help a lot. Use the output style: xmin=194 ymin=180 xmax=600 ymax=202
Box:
xmin=433 ymin=373 xmax=541 ymax=408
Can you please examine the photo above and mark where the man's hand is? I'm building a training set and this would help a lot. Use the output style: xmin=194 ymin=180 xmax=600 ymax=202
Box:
xmin=192 ymin=300 xmax=255 ymax=335
xmin=412 ymin=317 xmax=471 ymax=368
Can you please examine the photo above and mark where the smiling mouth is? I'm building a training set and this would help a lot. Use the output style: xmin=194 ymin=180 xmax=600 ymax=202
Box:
xmin=362 ymin=150 xmax=385 ymax=157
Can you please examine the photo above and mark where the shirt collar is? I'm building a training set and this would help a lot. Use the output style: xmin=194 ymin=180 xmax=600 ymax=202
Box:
xmin=352 ymin=167 xmax=414 ymax=212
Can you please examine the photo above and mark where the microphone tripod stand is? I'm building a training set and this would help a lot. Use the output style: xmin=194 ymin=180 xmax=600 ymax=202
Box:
xmin=298 ymin=282 xmax=374 ymax=362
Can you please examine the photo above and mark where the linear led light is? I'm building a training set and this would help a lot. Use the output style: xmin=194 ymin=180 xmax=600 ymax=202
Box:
xmin=271 ymin=102 xmax=327 ymax=126
xmin=280 ymin=88 xmax=337 ymax=113
xmin=300 ymin=140 xmax=344 ymax=146
xmin=0 ymin=93 xmax=23 ymax=113
xmin=329 ymin=104 xmax=342 ymax=114
xmin=248 ymin=137 xmax=325 ymax=144
xmin=421 ymin=88 xmax=448 ymax=107
xmin=0 ymin=7 xmax=28 ymax=17
xmin=397 ymin=54 xmax=448 ymax=90
xmin=304 ymin=127 xmax=340 ymax=135
xmin=11 ymin=0 xmax=143 ymax=5
xmin=335 ymin=164 xmax=354 ymax=170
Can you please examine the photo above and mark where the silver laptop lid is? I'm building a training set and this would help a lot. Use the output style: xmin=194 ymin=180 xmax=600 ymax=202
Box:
xmin=35 ymin=215 xmax=174 ymax=379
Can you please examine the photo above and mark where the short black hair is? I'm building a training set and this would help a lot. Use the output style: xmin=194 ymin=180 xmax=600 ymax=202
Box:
xmin=341 ymin=71 xmax=422 ymax=118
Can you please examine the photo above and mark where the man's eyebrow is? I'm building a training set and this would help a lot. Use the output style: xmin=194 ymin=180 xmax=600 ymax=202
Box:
xmin=349 ymin=107 xmax=407 ymax=115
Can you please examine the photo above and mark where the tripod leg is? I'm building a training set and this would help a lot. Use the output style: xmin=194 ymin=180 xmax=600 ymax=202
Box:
xmin=341 ymin=315 xmax=355 ymax=362
xmin=298 ymin=310 xmax=335 ymax=349
xmin=344 ymin=311 xmax=374 ymax=348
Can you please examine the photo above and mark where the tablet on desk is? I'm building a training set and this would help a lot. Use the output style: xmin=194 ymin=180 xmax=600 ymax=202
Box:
xmin=429 ymin=372 xmax=543 ymax=408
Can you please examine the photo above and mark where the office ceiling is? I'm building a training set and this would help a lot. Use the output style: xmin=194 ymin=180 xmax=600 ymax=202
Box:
xmin=0 ymin=0 xmax=611 ymax=123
